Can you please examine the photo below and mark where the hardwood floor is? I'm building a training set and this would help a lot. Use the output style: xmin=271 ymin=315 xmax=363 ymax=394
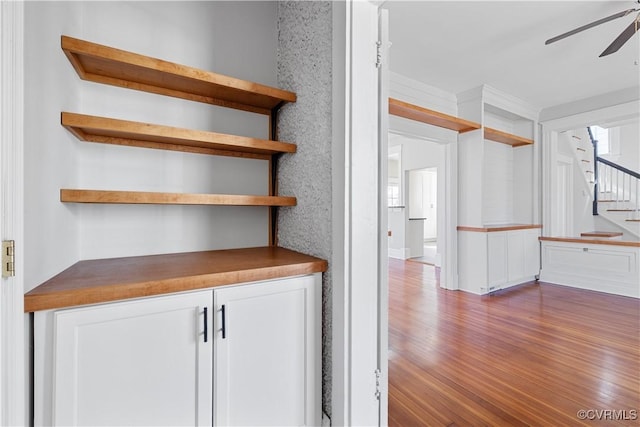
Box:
xmin=388 ymin=258 xmax=640 ymax=426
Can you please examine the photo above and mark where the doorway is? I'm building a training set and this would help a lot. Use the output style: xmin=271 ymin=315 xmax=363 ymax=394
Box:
xmin=554 ymin=154 xmax=574 ymax=236
xmin=408 ymin=167 xmax=438 ymax=265
xmin=387 ymin=133 xmax=446 ymax=269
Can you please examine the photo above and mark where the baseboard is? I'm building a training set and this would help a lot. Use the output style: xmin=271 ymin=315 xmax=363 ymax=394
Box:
xmin=460 ymin=276 xmax=537 ymax=295
xmin=539 ymin=271 xmax=639 ymax=298
xmin=388 ymin=247 xmax=409 ymax=259
xmin=540 ymin=239 xmax=640 ymax=298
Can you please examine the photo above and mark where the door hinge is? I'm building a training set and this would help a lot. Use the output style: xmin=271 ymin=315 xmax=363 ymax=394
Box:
xmin=375 ymin=41 xmax=382 ymax=68
xmin=374 ymin=368 xmax=382 ymax=400
xmin=2 ymin=240 xmax=15 ymax=278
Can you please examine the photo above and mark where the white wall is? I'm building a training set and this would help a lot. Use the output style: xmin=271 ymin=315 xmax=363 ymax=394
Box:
xmin=387 ymin=72 xmax=456 ymax=272
xmin=388 ymin=134 xmax=444 ymax=261
xmin=389 ymin=71 xmax=458 ymax=145
xmin=602 ymin=121 xmax=640 ymax=172
xmin=457 ymin=87 xmax=538 ymax=227
xmin=387 ymin=208 xmax=406 ymax=258
xmin=556 ymin=131 xmax=591 ymax=236
xmin=24 ymin=1 xmax=278 ymax=292
xmin=408 ymin=169 xmax=437 ymax=239
xmin=25 ymin=1 xmax=82 ymax=292
xmin=482 ymin=141 xmax=513 ymax=224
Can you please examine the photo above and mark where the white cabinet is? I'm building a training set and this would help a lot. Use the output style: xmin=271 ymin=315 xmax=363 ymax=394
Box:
xmin=35 ymin=290 xmax=213 ymax=426
xmin=456 ymin=85 xmax=541 ymax=295
xmin=487 ymin=232 xmax=508 ymax=285
xmin=459 ymin=227 xmax=540 ymax=294
xmin=490 ymin=228 xmax=540 ymax=286
xmin=34 ymin=274 xmax=321 ymax=427
xmin=214 ymin=274 xmax=321 ymax=426
xmin=523 ymin=228 xmax=541 ymax=278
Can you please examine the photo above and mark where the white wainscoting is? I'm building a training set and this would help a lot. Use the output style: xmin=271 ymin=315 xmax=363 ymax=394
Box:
xmin=540 ymin=239 xmax=640 ymax=298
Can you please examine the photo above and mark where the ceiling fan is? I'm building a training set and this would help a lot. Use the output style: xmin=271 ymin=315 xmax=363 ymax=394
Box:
xmin=545 ymin=2 xmax=640 ymax=57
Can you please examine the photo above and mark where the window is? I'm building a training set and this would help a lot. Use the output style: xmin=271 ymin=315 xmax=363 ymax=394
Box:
xmin=590 ymin=125 xmax=610 ymax=155
xmin=388 ymin=184 xmax=400 ymax=207
xmin=388 ymin=146 xmax=402 ymax=206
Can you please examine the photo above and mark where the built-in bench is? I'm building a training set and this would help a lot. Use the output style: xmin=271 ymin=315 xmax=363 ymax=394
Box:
xmin=539 ymin=236 xmax=640 ymax=298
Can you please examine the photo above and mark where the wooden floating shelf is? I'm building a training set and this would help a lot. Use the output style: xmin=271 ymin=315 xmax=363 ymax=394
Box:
xmin=61 ymin=35 xmax=296 ymax=115
xmin=24 ymin=246 xmax=328 ymax=312
xmin=388 ymin=98 xmax=480 ymax=133
xmin=60 ymin=189 xmax=296 ymax=207
xmin=62 ymin=112 xmax=296 ymax=160
xmin=484 ymin=127 xmax=533 ymax=147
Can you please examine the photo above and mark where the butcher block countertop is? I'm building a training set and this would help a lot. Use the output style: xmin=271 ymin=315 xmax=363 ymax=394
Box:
xmin=25 ymin=246 xmax=327 ymax=312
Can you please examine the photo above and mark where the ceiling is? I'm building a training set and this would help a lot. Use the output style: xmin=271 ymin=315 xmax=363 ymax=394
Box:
xmin=385 ymin=1 xmax=640 ymax=111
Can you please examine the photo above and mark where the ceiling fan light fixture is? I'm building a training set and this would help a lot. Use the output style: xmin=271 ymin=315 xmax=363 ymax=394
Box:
xmin=545 ymin=5 xmax=640 ymax=57
xmin=544 ymin=8 xmax=636 ymax=45
xmin=599 ymin=13 xmax=640 ymax=57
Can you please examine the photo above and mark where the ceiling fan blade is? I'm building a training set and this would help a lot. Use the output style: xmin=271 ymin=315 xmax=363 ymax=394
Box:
xmin=545 ymin=8 xmax=637 ymax=45
xmin=599 ymin=15 xmax=640 ymax=57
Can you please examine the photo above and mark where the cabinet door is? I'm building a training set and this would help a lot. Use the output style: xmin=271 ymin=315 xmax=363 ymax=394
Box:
xmin=487 ymin=232 xmax=507 ymax=287
xmin=214 ymin=274 xmax=321 ymax=426
xmin=507 ymin=230 xmax=526 ymax=281
xmin=52 ymin=291 xmax=213 ymax=427
xmin=523 ymin=228 xmax=541 ymax=277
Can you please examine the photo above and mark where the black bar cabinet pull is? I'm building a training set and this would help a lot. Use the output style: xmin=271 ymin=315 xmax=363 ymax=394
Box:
xmin=221 ymin=304 xmax=226 ymax=339
xmin=203 ymin=307 xmax=208 ymax=343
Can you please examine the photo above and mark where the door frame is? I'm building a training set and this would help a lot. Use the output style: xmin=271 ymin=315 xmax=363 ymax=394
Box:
xmin=540 ymin=100 xmax=639 ymax=237
xmin=408 ymin=167 xmax=438 ymax=244
xmin=377 ymin=6 xmax=389 ymax=425
xmin=553 ymin=153 xmax=574 ymax=236
xmin=0 ymin=1 xmax=25 ymax=425
xmin=331 ymin=1 xmax=385 ymax=425
xmin=386 ymin=129 xmax=459 ymax=290
xmin=4 ymin=1 xmax=391 ymax=425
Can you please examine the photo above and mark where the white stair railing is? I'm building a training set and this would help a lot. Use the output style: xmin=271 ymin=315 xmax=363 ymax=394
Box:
xmin=597 ymin=159 xmax=640 ymax=221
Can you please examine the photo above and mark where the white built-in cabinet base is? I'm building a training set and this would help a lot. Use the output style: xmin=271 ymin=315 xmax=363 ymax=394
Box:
xmin=33 ymin=274 xmax=321 ymax=427
xmin=458 ymin=228 xmax=540 ymax=294
xmin=539 ymin=240 xmax=640 ymax=298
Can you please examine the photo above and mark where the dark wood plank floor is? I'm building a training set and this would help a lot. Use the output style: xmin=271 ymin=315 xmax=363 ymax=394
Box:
xmin=388 ymin=258 xmax=640 ymax=426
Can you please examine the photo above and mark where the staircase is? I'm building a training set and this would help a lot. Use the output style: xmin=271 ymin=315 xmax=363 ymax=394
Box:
xmin=588 ymin=128 xmax=640 ymax=238
xmin=571 ymin=129 xmax=596 ymax=188
xmin=540 ymin=128 xmax=640 ymax=298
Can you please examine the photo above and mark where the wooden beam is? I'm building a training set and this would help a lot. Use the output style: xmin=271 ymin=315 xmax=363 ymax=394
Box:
xmin=388 ymin=98 xmax=480 ymax=133
xmin=484 ymin=127 xmax=533 ymax=147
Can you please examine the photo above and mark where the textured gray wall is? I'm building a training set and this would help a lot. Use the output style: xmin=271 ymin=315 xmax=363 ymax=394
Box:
xmin=276 ymin=1 xmax=333 ymax=417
